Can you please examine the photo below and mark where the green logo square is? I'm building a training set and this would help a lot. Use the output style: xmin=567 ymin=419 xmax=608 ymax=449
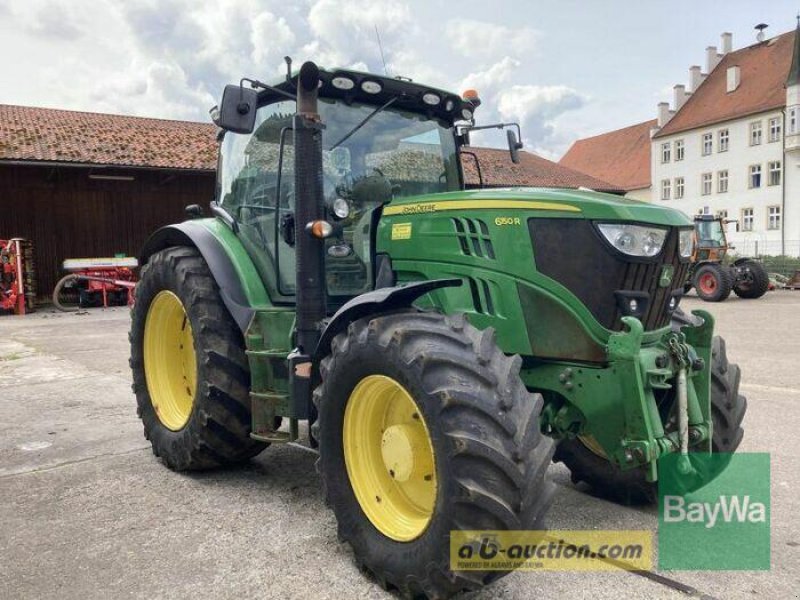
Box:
xmin=658 ymin=452 xmax=770 ymax=570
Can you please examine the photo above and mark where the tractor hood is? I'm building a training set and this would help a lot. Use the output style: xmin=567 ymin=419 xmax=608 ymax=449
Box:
xmin=383 ymin=188 xmax=693 ymax=228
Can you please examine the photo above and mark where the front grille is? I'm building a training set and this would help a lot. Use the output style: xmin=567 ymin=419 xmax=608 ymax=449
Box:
xmin=529 ymin=219 xmax=689 ymax=331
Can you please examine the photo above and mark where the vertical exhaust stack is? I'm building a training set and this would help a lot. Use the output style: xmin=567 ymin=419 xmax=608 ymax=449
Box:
xmin=293 ymin=61 xmax=326 ymax=356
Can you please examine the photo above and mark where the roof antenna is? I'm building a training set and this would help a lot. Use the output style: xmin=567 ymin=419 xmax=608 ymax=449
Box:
xmin=755 ymin=23 xmax=768 ymax=42
xmin=374 ymin=25 xmax=389 ymax=76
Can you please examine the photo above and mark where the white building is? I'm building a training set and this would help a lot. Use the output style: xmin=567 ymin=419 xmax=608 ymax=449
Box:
xmin=651 ymin=24 xmax=800 ymax=256
xmin=561 ymin=21 xmax=800 ymax=257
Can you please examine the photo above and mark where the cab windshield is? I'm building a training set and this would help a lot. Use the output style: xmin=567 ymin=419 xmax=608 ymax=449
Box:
xmin=218 ymin=97 xmax=460 ymax=300
xmin=696 ymin=219 xmax=726 ymax=247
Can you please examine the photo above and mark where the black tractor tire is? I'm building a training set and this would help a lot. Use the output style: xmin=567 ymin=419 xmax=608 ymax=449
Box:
xmin=314 ymin=310 xmax=554 ymax=598
xmin=554 ymin=335 xmax=746 ymax=504
xmin=693 ymin=262 xmax=733 ymax=302
xmin=130 ymin=246 xmax=266 ymax=471
xmin=52 ymin=274 xmax=82 ymax=312
xmin=733 ymin=259 xmax=770 ymax=299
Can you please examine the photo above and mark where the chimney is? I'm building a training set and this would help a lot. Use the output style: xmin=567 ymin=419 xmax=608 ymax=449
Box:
xmin=726 ymin=65 xmax=741 ymax=93
xmin=721 ymin=32 xmax=733 ymax=54
xmin=673 ymin=84 xmax=688 ymax=110
xmin=689 ymin=65 xmax=704 ymax=92
xmin=657 ymin=102 xmax=671 ymax=127
xmin=706 ymin=46 xmax=721 ymax=73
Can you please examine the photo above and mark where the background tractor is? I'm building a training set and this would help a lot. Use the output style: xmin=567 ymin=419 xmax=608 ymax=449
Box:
xmin=685 ymin=214 xmax=770 ymax=302
xmin=130 ymin=61 xmax=746 ymax=598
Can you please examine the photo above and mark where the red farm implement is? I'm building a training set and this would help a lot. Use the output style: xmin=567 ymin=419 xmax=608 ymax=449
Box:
xmin=52 ymin=257 xmax=138 ymax=312
xmin=1 ymin=238 xmax=36 ymax=315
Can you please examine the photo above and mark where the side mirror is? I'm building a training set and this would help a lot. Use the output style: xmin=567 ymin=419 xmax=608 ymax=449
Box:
xmin=507 ymin=129 xmax=523 ymax=164
xmin=217 ymin=84 xmax=258 ymax=134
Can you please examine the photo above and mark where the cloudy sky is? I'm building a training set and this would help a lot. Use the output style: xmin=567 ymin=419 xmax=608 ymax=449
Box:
xmin=0 ymin=0 xmax=797 ymax=158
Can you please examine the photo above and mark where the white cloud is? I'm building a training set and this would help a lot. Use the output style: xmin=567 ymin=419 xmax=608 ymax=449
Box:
xmin=21 ymin=0 xmax=85 ymax=40
xmin=497 ymin=84 xmax=586 ymax=157
xmin=308 ymin=0 xmax=412 ymax=67
xmin=460 ymin=57 xmax=520 ymax=93
xmin=446 ymin=18 xmax=538 ymax=60
xmin=251 ymin=11 xmax=296 ymax=66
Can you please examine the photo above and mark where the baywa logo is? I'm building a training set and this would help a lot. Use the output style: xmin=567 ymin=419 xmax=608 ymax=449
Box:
xmin=663 ymin=494 xmax=767 ymax=528
xmin=658 ymin=453 xmax=771 ymax=570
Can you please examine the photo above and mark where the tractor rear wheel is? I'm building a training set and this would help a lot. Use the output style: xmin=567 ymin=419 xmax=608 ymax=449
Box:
xmin=693 ymin=263 xmax=733 ymax=302
xmin=314 ymin=311 xmax=554 ymax=598
xmin=130 ymin=246 xmax=266 ymax=471
xmin=733 ymin=259 xmax=770 ymax=299
xmin=554 ymin=335 xmax=746 ymax=504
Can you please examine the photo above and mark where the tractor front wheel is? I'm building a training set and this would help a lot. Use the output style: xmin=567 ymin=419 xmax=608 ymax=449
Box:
xmin=130 ymin=246 xmax=266 ymax=470
xmin=554 ymin=335 xmax=746 ymax=504
xmin=693 ymin=263 xmax=733 ymax=302
xmin=314 ymin=311 xmax=554 ymax=598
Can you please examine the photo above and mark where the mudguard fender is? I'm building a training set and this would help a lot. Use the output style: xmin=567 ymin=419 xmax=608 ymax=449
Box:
xmin=139 ymin=222 xmax=255 ymax=332
xmin=314 ymin=279 xmax=462 ymax=359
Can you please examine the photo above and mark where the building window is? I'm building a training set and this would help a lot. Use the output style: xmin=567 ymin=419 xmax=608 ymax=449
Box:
xmin=750 ymin=121 xmax=762 ymax=145
xmin=675 ymin=139 xmax=685 ymax=161
xmin=768 ymin=206 xmax=781 ymax=230
xmin=769 ymin=117 xmax=782 ymax=142
xmin=701 ymin=172 xmax=712 ymax=195
xmin=768 ymin=161 xmax=782 ymax=186
xmin=790 ymin=107 xmax=798 ymax=135
xmin=675 ymin=177 xmax=684 ymax=199
xmin=661 ymin=142 xmax=671 ymax=163
xmin=702 ymin=132 xmax=713 ymax=155
xmin=717 ymin=209 xmax=728 ymax=220
xmin=749 ymin=164 xmax=762 ymax=188
xmin=742 ymin=208 xmax=754 ymax=232
xmin=661 ymin=179 xmax=671 ymax=200
xmin=718 ymin=170 xmax=728 ymax=193
xmin=718 ymin=129 xmax=729 ymax=152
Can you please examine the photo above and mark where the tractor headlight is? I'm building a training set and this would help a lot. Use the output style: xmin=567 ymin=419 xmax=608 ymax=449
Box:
xmin=678 ymin=228 xmax=695 ymax=258
xmin=597 ymin=223 xmax=667 ymax=258
xmin=332 ymin=197 xmax=350 ymax=219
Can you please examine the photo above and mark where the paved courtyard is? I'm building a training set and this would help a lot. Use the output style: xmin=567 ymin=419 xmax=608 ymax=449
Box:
xmin=1 ymin=293 xmax=798 ymax=599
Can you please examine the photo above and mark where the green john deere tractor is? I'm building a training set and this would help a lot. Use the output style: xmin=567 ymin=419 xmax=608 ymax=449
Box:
xmin=130 ymin=61 xmax=746 ymax=598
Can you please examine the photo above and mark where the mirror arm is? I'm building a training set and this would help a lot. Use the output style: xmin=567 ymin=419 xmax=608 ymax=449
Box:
xmin=240 ymin=77 xmax=297 ymax=102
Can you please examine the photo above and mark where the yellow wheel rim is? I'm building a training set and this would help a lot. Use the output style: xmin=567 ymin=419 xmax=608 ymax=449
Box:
xmin=143 ymin=291 xmax=197 ymax=431
xmin=343 ymin=375 xmax=437 ymax=542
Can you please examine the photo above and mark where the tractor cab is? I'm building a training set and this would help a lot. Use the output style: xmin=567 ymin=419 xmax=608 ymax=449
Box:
xmin=213 ymin=67 xmax=503 ymax=306
xmin=693 ymin=214 xmax=729 ymax=262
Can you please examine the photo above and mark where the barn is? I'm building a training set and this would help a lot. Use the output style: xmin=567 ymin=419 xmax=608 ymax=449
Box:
xmin=0 ymin=105 xmax=217 ymax=300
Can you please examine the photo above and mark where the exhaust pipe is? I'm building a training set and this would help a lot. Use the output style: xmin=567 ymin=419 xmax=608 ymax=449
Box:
xmin=293 ymin=61 xmax=326 ymax=355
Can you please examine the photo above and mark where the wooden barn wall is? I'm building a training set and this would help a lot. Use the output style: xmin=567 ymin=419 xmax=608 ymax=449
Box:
xmin=0 ymin=164 xmax=216 ymax=300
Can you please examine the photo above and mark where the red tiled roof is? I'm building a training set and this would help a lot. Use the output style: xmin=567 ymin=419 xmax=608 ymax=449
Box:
xmin=0 ymin=104 xmax=218 ymax=170
xmin=654 ymin=30 xmax=796 ymax=138
xmin=462 ymin=146 xmax=622 ymax=192
xmin=559 ymin=119 xmax=655 ymax=192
